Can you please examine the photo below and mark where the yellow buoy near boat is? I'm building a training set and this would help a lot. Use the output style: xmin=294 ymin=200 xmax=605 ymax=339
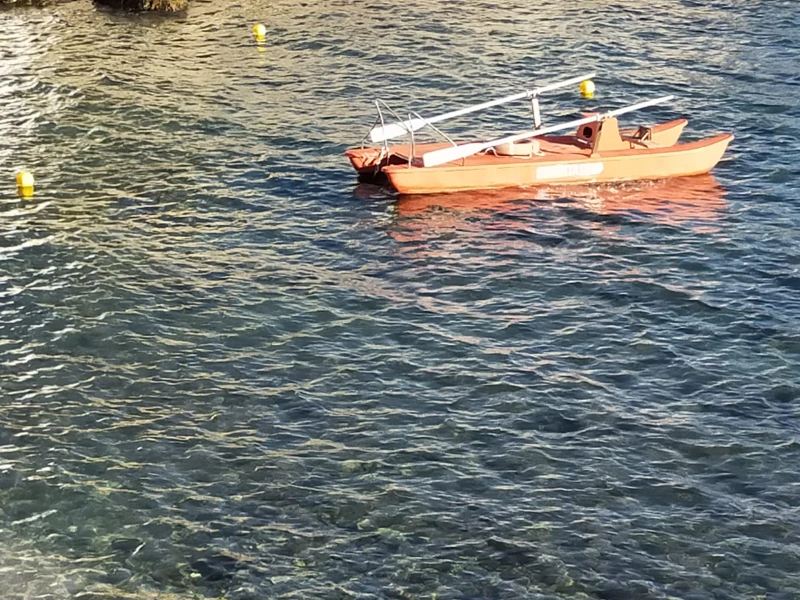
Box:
xmin=253 ymin=23 xmax=266 ymax=40
xmin=580 ymin=79 xmax=595 ymax=99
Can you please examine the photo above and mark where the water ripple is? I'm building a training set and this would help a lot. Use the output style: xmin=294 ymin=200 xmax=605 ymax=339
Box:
xmin=1 ymin=0 xmax=800 ymax=599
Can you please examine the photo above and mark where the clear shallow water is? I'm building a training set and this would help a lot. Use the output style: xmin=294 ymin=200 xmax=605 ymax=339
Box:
xmin=1 ymin=0 xmax=799 ymax=598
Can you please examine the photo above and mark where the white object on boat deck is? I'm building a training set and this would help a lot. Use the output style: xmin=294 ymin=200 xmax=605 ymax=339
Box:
xmin=493 ymin=139 xmax=541 ymax=157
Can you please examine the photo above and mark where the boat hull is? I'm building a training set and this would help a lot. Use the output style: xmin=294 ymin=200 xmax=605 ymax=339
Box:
xmin=382 ymin=133 xmax=733 ymax=195
xmin=389 ymin=174 xmax=727 ymax=225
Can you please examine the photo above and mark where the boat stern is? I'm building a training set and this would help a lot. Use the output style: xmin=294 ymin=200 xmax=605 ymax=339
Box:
xmin=344 ymin=147 xmax=388 ymax=175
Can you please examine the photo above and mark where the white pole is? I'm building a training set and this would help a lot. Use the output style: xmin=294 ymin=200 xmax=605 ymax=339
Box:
xmin=369 ymin=72 xmax=596 ymax=143
xmin=420 ymin=95 xmax=674 ymax=168
xmin=532 ymin=96 xmax=542 ymax=129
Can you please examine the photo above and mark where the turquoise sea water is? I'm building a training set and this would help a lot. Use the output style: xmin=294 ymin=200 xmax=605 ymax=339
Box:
xmin=1 ymin=1 xmax=799 ymax=598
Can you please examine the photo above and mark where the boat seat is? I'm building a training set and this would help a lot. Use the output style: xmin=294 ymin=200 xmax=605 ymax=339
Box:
xmin=631 ymin=125 xmax=653 ymax=141
xmin=621 ymin=125 xmax=660 ymax=148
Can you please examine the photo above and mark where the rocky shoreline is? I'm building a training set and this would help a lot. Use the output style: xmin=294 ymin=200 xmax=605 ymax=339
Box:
xmin=1 ymin=0 xmax=187 ymax=11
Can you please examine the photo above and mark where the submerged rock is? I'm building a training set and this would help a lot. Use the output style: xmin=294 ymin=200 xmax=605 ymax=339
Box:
xmin=191 ymin=553 xmax=243 ymax=582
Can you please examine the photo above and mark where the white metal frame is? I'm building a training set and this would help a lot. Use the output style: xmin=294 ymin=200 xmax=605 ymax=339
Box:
xmin=365 ymin=72 xmax=597 ymax=145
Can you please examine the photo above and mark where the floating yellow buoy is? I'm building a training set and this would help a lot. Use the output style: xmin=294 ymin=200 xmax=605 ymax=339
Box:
xmin=16 ymin=171 xmax=34 ymax=188
xmin=16 ymin=171 xmax=34 ymax=197
xmin=253 ymin=23 xmax=266 ymax=40
xmin=580 ymin=79 xmax=595 ymax=99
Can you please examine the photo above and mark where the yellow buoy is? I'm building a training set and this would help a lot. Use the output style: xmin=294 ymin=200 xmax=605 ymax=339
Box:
xmin=16 ymin=171 xmax=34 ymax=188
xmin=253 ymin=23 xmax=266 ymax=40
xmin=16 ymin=171 xmax=34 ymax=198
xmin=580 ymin=79 xmax=596 ymax=99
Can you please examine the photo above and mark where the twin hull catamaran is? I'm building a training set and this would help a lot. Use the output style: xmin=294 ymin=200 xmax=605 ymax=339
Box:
xmin=344 ymin=74 xmax=733 ymax=195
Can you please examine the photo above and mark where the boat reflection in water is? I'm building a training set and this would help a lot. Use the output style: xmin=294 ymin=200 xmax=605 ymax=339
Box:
xmin=361 ymin=175 xmax=729 ymax=259
xmin=389 ymin=173 xmax=727 ymax=225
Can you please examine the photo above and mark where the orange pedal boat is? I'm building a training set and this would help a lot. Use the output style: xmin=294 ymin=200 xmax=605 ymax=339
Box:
xmin=345 ymin=74 xmax=733 ymax=195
